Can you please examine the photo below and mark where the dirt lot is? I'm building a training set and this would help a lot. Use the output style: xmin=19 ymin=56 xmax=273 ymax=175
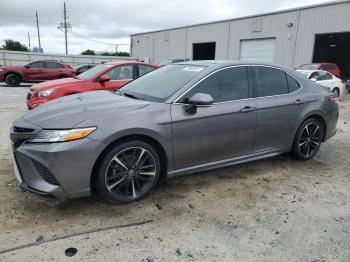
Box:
xmin=0 ymin=85 xmax=349 ymax=262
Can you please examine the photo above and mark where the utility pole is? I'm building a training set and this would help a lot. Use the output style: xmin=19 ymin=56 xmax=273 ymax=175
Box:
xmin=58 ymin=2 xmax=71 ymax=54
xmin=35 ymin=11 xmax=42 ymax=53
xmin=27 ymin=32 xmax=31 ymax=51
xmin=63 ymin=2 xmax=68 ymax=54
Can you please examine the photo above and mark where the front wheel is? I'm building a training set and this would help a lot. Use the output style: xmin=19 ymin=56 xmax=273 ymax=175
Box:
xmin=97 ymin=141 xmax=161 ymax=203
xmin=5 ymin=74 xmax=21 ymax=87
xmin=292 ymin=118 xmax=324 ymax=160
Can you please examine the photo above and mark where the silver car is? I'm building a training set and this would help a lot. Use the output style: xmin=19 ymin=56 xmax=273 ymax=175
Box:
xmin=10 ymin=61 xmax=339 ymax=203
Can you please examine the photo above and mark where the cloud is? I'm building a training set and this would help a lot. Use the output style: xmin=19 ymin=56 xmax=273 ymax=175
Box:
xmin=0 ymin=0 xmax=333 ymax=54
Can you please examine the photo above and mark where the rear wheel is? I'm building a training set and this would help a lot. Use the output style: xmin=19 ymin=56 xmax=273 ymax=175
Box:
xmin=292 ymin=118 xmax=324 ymax=160
xmin=5 ymin=74 xmax=21 ymax=87
xmin=332 ymin=88 xmax=340 ymax=97
xmin=97 ymin=141 xmax=161 ymax=203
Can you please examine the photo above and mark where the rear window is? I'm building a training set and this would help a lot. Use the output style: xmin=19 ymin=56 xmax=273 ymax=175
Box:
xmin=298 ymin=64 xmax=318 ymax=70
xmin=286 ymin=73 xmax=301 ymax=93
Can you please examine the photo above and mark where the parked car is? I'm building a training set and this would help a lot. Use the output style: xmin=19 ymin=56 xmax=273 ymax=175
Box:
xmin=26 ymin=61 xmax=158 ymax=109
xmin=74 ymin=64 xmax=95 ymax=75
xmin=297 ymin=63 xmax=341 ymax=78
xmin=297 ymin=69 xmax=345 ymax=97
xmin=11 ymin=61 xmax=339 ymax=203
xmin=0 ymin=60 xmax=75 ymax=87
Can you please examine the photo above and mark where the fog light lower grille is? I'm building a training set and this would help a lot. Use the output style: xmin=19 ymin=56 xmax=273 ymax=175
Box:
xmin=32 ymin=160 xmax=60 ymax=186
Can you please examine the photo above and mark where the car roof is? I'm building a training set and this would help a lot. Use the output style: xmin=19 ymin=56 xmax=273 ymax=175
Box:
xmin=104 ymin=61 xmax=157 ymax=66
xmin=173 ymin=60 xmax=291 ymax=70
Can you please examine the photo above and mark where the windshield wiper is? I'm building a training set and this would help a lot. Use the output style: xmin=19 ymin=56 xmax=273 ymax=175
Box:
xmin=116 ymin=90 xmax=144 ymax=100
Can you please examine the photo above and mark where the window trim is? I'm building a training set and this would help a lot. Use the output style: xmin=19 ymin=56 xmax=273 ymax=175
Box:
xmin=173 ymin=64 xmax=303 ymax=104
xmin=173 ymin=65 xmax=253 ymax=105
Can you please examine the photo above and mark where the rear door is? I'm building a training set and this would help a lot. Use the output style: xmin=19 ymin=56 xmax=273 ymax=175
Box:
xmin=253 ymin=66 xmax=304 ymax=152
xmin=25 ymin=61 xmax=46 ymax=80
xmin=171 ymin=66 xmax=257 ymax=169
xmin=45 ymin=62 xmax=64 ymax=79
xmin=96 ymin=64 xmax=136 ymax=90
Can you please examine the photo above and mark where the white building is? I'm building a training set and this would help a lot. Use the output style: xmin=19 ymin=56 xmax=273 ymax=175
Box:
xmin=131 ymin=0 xmax=350 ymax=78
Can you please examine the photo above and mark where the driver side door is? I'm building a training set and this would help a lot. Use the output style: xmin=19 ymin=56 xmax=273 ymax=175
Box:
xmin=25 ymin=61 xmax=46 ymax=80
xmin=96 ymin=64 xmax=136 ymax=91
xmin=171 ymin=66 xmax=257 ymax=169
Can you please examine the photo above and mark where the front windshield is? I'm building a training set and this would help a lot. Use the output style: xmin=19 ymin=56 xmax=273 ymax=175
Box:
xmin=298 ymin=71 xmax=310 ymax=77
xmin=120 ymin=64 xmax=206 ymax=102
xmin=76 ymin=64 xmax=111 ymax=80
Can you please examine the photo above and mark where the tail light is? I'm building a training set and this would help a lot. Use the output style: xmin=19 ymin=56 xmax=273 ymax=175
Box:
xmin=328 ymin=94 xmax=339 ymax=104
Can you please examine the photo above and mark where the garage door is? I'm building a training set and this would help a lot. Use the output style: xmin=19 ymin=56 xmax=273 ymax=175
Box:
xmin=240 ymin=38 xmax=276 ymax=63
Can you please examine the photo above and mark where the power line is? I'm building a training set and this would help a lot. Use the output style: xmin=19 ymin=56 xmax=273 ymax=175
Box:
xmin=70 ymin=31 xmax=130 ymax=46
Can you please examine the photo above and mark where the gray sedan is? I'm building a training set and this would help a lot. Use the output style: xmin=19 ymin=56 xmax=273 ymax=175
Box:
xmin=10 ymin=61 xmax=339 ymax=203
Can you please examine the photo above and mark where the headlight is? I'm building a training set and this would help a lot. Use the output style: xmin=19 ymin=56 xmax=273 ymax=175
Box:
xmin=30 ymin=127 xmax=96 ymax=143
xmin=37 ymin=89 xmax=54 ymax=97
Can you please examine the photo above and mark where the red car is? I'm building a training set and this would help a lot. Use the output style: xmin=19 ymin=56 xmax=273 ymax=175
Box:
xmin=297 ymin=63 xmax=341 ymax=78
xmin=26 ymin=61 xmax=158 ymax=109
xmin=0 ymin=60 xmax=75 ymax=86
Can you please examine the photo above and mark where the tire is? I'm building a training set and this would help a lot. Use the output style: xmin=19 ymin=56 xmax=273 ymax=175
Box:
xmin=5 ymin=74 xmax=21 ymax=87
xmin=292 ymin=118 xmax=324 ymax=161
xmin=97 ymin=141 xmax=161 ymax=203
xmin=332 ymin=88 xmax=340 ymax=97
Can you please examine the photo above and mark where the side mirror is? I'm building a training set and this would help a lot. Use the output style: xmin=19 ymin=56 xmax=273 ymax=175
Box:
xmin=187 ymin=93 xmax=213 ymax=107
xmin=99 ymin=74 xmax=110 ymax=82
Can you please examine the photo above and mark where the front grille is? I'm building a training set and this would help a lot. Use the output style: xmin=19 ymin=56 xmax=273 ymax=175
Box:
xmin=32 ymin=160 xmax=60 ymax=186
xmin=13 ymin=126 xmax=35 ymax=133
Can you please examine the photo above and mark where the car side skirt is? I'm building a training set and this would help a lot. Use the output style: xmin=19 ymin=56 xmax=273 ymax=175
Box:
xmin=167 ymin=148 xmax=287 ymax=178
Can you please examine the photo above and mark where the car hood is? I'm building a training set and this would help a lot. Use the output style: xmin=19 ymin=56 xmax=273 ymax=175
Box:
xmin=30 ymin=78 xmax=87 ymax=91
xmin=22 ymin=91 xmax=151 ymax=128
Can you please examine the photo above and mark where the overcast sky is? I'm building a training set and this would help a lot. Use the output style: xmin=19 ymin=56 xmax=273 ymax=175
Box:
xmin=0 ymin=0 xmax=334 ymax=55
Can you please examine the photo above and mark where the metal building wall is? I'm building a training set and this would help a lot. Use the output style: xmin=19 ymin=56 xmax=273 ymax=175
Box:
xmin=131 ymin=1 xmax=350 ymax=66
xmin=294 ymin=1 xmax=350 ymax=67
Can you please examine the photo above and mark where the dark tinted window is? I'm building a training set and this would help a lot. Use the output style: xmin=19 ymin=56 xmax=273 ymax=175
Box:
xmin=139 ymin=64 xmax=155 ymax=77
xmin=254 ymin=67 xmax=288 ymax=97
xmin=46 ymin=62 xmax=63 ymax=68
xmin=286 ymin=74 xmax=300 ymax=92
xmin=321 ymin=64 xmax=336 ymax=70
xmin=29 ymin=62 xmax=45 ymax=68
xmin=180 ymin=66 xmax=249 ymax=103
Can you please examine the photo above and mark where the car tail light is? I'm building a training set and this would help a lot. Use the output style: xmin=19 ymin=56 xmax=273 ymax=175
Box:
xmin=328 ymin=94 xmax=339 ymax=104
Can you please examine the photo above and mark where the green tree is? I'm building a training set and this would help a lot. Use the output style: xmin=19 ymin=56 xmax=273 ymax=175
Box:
xmin=81 ymin=49 xmax=95 ymax=55
xmin=100 ymin=51 xmax=130 ymax=57
xmin=2 ymin=39 xmax=29 ymax=52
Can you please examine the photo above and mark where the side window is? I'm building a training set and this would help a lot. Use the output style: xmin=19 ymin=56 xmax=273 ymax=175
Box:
xmin=309 ymin=72 xmax=320 ymax=80
xmin=180 ymin=67 xmax=249 ymax=103
xmin=29 ymin=62 xmax=45 ymax=68
xmin=46 ymin=62 xmax=63 ymax=69
xmin=139 ymin=65 xmax=155 ymax=77
xmin=286 ymin=73 xmax=301 ymax=93
xmin=254 ymin=67 xmax=288 ymax=97
xmin=319 ymin=72 xmax=332 ymax=81
xmin=107 ymin=65 xmax=134 ymax=80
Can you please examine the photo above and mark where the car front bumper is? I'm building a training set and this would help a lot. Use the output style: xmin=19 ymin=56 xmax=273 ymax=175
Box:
xmin=10 ymin=123 xmax=105 ymax=199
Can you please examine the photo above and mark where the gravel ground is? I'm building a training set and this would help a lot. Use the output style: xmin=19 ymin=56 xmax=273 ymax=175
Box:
xmin=0 ymin=85 xmax=349 ymax=262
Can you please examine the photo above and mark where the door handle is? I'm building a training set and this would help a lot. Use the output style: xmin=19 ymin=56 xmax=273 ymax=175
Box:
xmin=240 ymin=106 xmax=256 ymax=113
xmin=293 ymin=99 xmax=307 ymax=105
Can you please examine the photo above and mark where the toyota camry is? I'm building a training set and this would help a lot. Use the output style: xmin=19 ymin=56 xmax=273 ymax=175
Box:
xmin=10 ymin=61 xmax=339 ymax=203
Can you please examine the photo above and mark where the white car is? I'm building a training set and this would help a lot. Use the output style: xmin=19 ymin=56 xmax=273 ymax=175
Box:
xmin=297 ymin=69 xmax=345 ymax=97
